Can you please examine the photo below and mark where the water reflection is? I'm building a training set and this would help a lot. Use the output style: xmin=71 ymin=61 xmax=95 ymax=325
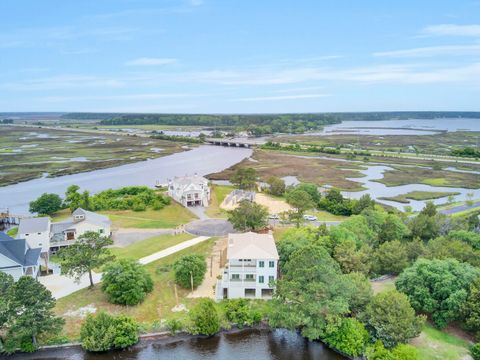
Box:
xmin=14 ymin=329 xmax=344 ymax=360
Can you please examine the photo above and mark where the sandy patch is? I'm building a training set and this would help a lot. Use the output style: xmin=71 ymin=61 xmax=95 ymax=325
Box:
xmin=255 ymin=193 xmax=292 ymax=214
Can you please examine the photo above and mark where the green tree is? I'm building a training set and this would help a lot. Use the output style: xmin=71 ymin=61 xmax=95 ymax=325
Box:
xmin=285 ymin=189 xmax=314 ymax=227
xmin=352 ymin=194 xmax=375 ymax=215
xmin=361 ymin=290 xmax=425 ymax=348
xmin=228 ymin=200 xmax=268 ymax=231
xmin=80 ymin=312 xmax=139 ymax=352
xmin=276 ymin=227 xmax=322 ymax=270
xmin=333 ymin=240 xmax=372 ymax=275
xmin=296 ymin=183 xmax=321 ymax=204
xmin=64 ymin=184 xmax=82 ymax=212
xmin=323 ymin=318 xmax=370 ymax=357
xmin=270 ymin=244 xmax=354 ymax=340
xmin=345 ymin=272 xmax=373 ymax=314
xmin=408 ymin=213 xmax=439 ymax=241
xmin=396 ymin=258 xmax=480 ymax=328
xmin=231 ymin=167 xmax=257 ymax=190
xmin=425 ymin=236 xmax=480 ymax=267
xmin=461 ymin=278 xmax=480 ymax=335
xmin=365 ymin=341 xmax=394 ymax=360
xmin=378 ymin=214 xmax=409 ymax=243
xmin=29 ymin=193 xmax=62 ymax=215
xmin=421 ymin=201 xmax=437 ymax=217
xmin=188 ymin=298 xmax=220 ymax=336
xmin=372 ymin=240 xmax=409 ymax=275
xmin=57 ymin=231 xmax=114 ymax=287
xmin=471 ymin=343 xmax=480 ymax=360
xmin=101 ymin=259 xmax=153 ymax=305
xmin=173 ymin=254 xmax=207 ymax=289
xmin=266 ymin=176 xmax=286 ymax=196
xmin=0 ymin=276 xmax=64 ymax=352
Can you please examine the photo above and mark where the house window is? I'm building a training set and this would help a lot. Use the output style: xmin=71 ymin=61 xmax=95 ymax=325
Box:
xmin=259 ymin=261 xmax=264 ymax=267
xmin=269 ymin=275 xmax=275 ymax=283
xmin=99 ymin=229 xmax=104 ymax=234
xmin=245 ymin=274 xmax=254 ymax=281
xmin=25 ymin=233 xmax=29 ymax=236
xmin=231 ymin=274 xmax=240 ymax=280
xmin=269 ymin=261 xmax=275 ymax=268
xmin=259 ymin=275 xmax=264 ymax=283
xmin=37 ymin=232 xmax=41 ymax=235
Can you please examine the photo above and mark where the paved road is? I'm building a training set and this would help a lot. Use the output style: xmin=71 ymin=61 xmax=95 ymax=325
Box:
xmin=40 ymin=235 xmax=211 ymax=299
xmin=185 ymin=219 xmax=235 ymax=236
xmin=439 ymin=201 xmax=480 ymax=215
xmin=112 ymin=228 xmax=174 ymax=247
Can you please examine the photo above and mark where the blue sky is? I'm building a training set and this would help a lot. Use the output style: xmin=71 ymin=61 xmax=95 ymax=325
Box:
xmin=1 ymin=0 xmax=480 ymax=113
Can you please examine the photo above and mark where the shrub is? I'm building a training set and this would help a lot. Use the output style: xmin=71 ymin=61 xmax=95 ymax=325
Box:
xmin=391 ymin=344 xmax=420 ymax=360
xmin=223 ymin=299 xmax=262 ymax=326
xmin=189 ymin=299 xmax=220 ymax=336
xmin=80 ymin=312 xmax=139 ymax=352
xmin=173 ymin=255 xmax=207 ymax=289
xmin=472 ymin=343 xmax=480 ymax=360
xmin=166 ymin=318 xmax=183 ymax=335
xmin=102 ymin=259 xmax=153 ymax=305
xmin=323 ymin=318 xmax=370 ymax=357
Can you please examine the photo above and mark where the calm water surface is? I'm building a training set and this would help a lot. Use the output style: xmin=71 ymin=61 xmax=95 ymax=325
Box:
xmin=0 ymin=146 xmax=251 ymax=215
xmin=316 ymin=118 xmax=480 ymax=135
xmin=13 ymin=329 xmax=344 ymax=360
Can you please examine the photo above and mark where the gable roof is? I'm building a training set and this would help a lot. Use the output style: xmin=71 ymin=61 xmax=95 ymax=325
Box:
xmin=18 ymin=217 xmax=50 ymax=235
xmin=0 ymin=235 xmax=41 ymax=267
xmin=227 ymin=232 xmax=279 ymax=260
xmin=0 ymin=232 xmax=13 ymax=242
xmin=171 ymin=175 xmax=208 ymax=191
xmin=72 ymin=208 xmax=111 ymax=226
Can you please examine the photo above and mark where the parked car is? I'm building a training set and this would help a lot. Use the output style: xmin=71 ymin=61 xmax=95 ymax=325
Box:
xmin=268 ymin=214 xmax=280 ymax=220
xmin=303 ymin=214 xmax=318 ymax=221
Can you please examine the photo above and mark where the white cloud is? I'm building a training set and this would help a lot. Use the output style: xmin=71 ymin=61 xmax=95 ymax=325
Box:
xmin=373 ymin=44 xmax=480 ymax=57
xmin=232 ymin=93 xmax=330 ymax=102
xmin=41 ymin=93 xmax=206 ymax=102
xmin=125 ymin=57 xmax=177 ymax=66
xmin=422 ymin=24 xmax=480 ymax=37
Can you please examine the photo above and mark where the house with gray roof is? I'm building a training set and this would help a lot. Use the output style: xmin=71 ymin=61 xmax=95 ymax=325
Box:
xmin=0 ymin=233 xmax=41 ymax=281
xmin=17 ymin=217 xmax=51 ymax=253
xmin=50 ymin=208 xmax=111 ymax=251
xmin=168 ymin=174 xmax=210 ymax=207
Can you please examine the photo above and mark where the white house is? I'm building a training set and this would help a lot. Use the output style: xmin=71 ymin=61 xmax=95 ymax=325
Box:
xmin=0 ymin=232 xmax=41 ymax=281
xmin=50 ymin=208 xmax=111 ymax=251
xmin=216 ymin=232 xmax=279 ymax=300
xmin=17 ymin=217 xmax=51 ymax=253
xmin=168 ymin=174 xmax=210 ymax=207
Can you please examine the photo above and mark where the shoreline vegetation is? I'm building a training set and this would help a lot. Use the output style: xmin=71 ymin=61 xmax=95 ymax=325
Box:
xmin=378 ymin=191 xmax=461 ymax=204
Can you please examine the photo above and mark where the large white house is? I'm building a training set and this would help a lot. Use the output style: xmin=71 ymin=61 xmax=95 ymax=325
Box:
xmin=216 ymin=232 xmax=279 ymax=300
xmin=50 ymin=208 xmax=111 ymax=251
xmin=17 ymin=217 xmax=51 ymax=253
xmin=0 ymin=232 xmax=41 ymax=281
xmin=168 ymin=174 xmax=210 ymax=207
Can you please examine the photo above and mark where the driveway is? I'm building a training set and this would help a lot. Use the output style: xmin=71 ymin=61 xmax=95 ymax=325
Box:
xmin=185 ymin=219 xmax=235 ymax=236
xmin=112 ymin=228 xmax=174 ymax=247
xmin=40 ymin=235 xmax=211 ymax=299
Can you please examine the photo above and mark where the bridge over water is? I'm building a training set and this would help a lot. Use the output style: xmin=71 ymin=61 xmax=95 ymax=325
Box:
xmin=205 ymin=137 xmax=266 ymax=148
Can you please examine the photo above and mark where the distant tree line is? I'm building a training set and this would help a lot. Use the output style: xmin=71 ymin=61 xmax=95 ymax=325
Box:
xmin=451 ymin=147 xmax=480 ymax=159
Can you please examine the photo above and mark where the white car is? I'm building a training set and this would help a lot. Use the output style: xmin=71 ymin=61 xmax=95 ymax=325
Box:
xmin=268 ymin=214 xmax=280 ymax=220
xmin=303 ymin=214 xmax=318 ymax=221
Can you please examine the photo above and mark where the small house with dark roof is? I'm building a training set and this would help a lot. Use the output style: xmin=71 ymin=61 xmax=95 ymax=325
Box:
xmin=0 ymin=232 xmax=41 ymax=281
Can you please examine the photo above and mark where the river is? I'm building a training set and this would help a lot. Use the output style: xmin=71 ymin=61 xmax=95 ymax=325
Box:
xmin=11 ymin=329 xmax=344 ymax=360
xmin=0 ymin=146 xmax=252 ymax=215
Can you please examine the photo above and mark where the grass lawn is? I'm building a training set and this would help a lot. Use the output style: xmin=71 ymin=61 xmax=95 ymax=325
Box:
xmin=313 ymin=210 xmax=349 ymax=221
xmin=50 ymin=209 xmax=72 ymax=222
xmin=101 ymin=203 xmax=196 ymax=229
xmin=6 ymin=227 xmax=18 ymax=237
xmin=55 ymin=237 xmax=217 ymax=340
xmin=109 ymin=233 xmax=194 ymax=260
xmin=411 ymin=324 xmax=471 ymax=360
xmin=205 ymin=184 xmax=234 ymax=218
xmin=378 ymin=191 xmax=460 ymax=204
